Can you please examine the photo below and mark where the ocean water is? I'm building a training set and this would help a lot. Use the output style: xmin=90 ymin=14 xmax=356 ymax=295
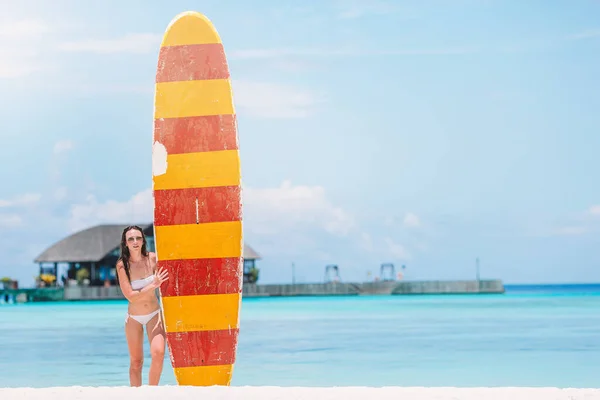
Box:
xmin=1 ymin=284 xmax=599 ymax=388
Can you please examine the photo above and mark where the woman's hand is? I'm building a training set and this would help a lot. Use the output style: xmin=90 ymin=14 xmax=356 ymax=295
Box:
xmin=153 ymin=267 xmax=169 ymax=288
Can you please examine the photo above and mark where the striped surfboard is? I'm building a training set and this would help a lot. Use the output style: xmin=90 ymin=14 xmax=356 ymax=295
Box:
xmin=152 ymin=11 xmax=243 ymax=386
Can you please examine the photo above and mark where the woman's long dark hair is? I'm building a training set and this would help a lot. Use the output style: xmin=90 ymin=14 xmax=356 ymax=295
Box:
xmin=118 ymin=225 xmax=148 ymax=282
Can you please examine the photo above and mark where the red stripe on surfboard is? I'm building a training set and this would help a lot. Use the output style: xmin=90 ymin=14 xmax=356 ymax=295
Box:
xmin=167 ymin=329 xmax=238 ymax=368
xmin=156 ymin=43 xmax=229 ymax=83
xmin=153 ymin=186 xmax=241 ymax=226
xmin=159 ymin=258 xmax=242 ymax=297
xmin=153 ymin=115 xmax=238 ymax=155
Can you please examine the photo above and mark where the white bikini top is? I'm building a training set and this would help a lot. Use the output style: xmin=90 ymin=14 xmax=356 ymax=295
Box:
xmin=131 ymin=275 xmax=154 ymax=290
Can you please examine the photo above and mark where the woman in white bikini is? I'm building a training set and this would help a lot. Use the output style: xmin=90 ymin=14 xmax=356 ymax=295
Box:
xmin=116 ymin=225 xmax=169 ymax=387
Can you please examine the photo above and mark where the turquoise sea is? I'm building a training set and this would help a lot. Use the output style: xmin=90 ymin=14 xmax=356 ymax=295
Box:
xmin=1 ymin=284 xmax=599 ymax=388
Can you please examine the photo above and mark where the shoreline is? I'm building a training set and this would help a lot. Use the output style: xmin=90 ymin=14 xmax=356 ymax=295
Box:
xmin=1 ymin=386 xmax=599 ymax=400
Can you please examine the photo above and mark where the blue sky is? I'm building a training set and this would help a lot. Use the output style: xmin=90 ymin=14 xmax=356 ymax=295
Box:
xmin=1 ymin=0 xmax=600 ymax=287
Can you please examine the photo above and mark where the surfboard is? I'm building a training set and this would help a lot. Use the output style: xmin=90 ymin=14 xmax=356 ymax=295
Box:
xmin=151 ymin=11 xmax=243 ymax=386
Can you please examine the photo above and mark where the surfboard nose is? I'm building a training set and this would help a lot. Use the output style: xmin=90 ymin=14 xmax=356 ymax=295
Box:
xmin=161 ymin=11 xmax=223 ymax=47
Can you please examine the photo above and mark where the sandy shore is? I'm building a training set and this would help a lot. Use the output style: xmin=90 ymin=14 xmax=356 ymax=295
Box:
xmin=0 ymin=386 xmax=599 ymax=400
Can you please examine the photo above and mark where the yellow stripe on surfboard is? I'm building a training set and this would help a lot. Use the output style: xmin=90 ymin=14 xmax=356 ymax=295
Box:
xmin=161 ymin=11 xmax=222 ymax=47
xmin=155 ymin=79 xmax=234 ymax=119
xmin=162 ymin=293 xmax=241 ymax=333
xmin=154 ymin=221 xmax=242 ymax=261
xmin=174 ymin=365 xmax=233 ymax=386
xmin=153 ymin=149 xmax=240 ymax=191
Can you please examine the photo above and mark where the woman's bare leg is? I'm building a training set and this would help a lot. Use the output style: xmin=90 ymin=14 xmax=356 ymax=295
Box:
xmin=125 ymin=316 xmax=145 ymax=386
xmin=147 ymin=313 xmax=166 ymax=385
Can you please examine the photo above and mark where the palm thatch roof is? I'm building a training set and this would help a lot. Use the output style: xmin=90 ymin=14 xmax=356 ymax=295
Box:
xmin=242 ymin=243 xmax=261 ymax=260
xmin=34 ymin=223 xmax=261 ymax=263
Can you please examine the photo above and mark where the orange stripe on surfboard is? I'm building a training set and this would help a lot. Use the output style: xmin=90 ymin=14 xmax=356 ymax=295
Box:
xmin=155 ymin=79 xmax=234 ymax=119
xmin=162 ymin=292 xmax=241 ymax=333
xmin=153 ymin=115 xmax=238 ymax=155
xmin=154 ymin=221 xmax=242 ymax=261
xmin=173 ymin=365 xmax=233 ymax=386
xmin=153 ymin=150 xmax=240 ymax=191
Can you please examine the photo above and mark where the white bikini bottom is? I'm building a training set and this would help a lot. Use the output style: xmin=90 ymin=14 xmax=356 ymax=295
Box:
xmin=126 ymin=309 xmax=160 ymax=326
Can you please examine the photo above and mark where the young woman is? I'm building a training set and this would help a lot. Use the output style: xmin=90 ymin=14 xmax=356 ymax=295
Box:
xmin=116 ymin=225 xmax=169 ymax=386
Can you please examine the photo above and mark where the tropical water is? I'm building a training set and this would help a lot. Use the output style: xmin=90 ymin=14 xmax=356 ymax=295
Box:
xmin=1 ymin=284 xmax=599 ymax=388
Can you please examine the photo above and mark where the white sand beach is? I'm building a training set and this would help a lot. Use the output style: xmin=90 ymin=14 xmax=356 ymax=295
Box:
xmin=1 ymin=386 xmax=599 ymax=400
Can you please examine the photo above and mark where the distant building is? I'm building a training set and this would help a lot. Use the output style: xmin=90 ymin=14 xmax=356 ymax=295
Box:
xmin=34 ymin=223 xmax=261 ymax=287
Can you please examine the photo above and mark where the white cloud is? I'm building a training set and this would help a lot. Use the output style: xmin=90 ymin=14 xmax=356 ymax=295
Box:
xmin=536 ymin=204 xmax=600 ymax=237
xmin=384 ymin=212 xmax=423 ymax=229
xmin=568 ymin=29 xmax=600 ymax=40
xmin=360 ymin=231 xmax=415 ymax=260
xmin=334 ymin=0 xmax=397 ymax=19
xmin=243 ymin=180 xmax=354 ymax=236
xmin=588 ymin=205 xmax=600 ymax=216
xmin=230 ymin=46 xmax=474 ymax=61
xmin=549 ymin=204 xmax=600 ymax=235
xmin=0 ymin=19 xmax=50 ymax=38
xmin=58 ymin=33 xmax=161 ymax=54
xmin=68 ymin=189 xmax=153 ymax=232
xmin=69 ymin=83 xmax=152 ymax=95
xmin=551 ymin=226 xmax=588 ymax=236
xmin=0 ymin=192 xmax=40 ymax=228
xmin=233 ymin=80 xmax=326 ymax=119
xmin=403 ymin=212 xmax=421 ymax=228
xmin=0 ymin=193 xmax=41 ymax=208
xmin=0 ymin=19 xmax=52 ymax=79
xmin=384 ymin=237 xmax=410 ymax=260
xmin=0 ymin=19 xmax=159 ymax=78
xmin=50 ymin=140 xmax=75 ymax=182
xmin=0 ymin=63 xmax=42 ymax=79
xmin=359 ymin=232 xmax=374 ymax=252
xmin=54 ymin=187 xmax=68 ymax=201
xmin=53 ymin=139 xmax=74 ymax=154
xmin=0 ymin=213 xmax=22 ymax=228
xmin=230 ymin=48 xmax=325 ymax=59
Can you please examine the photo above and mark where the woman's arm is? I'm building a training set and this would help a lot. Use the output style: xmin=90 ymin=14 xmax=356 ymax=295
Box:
xmin=149 ymin=252 xmax=158 ymax=273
